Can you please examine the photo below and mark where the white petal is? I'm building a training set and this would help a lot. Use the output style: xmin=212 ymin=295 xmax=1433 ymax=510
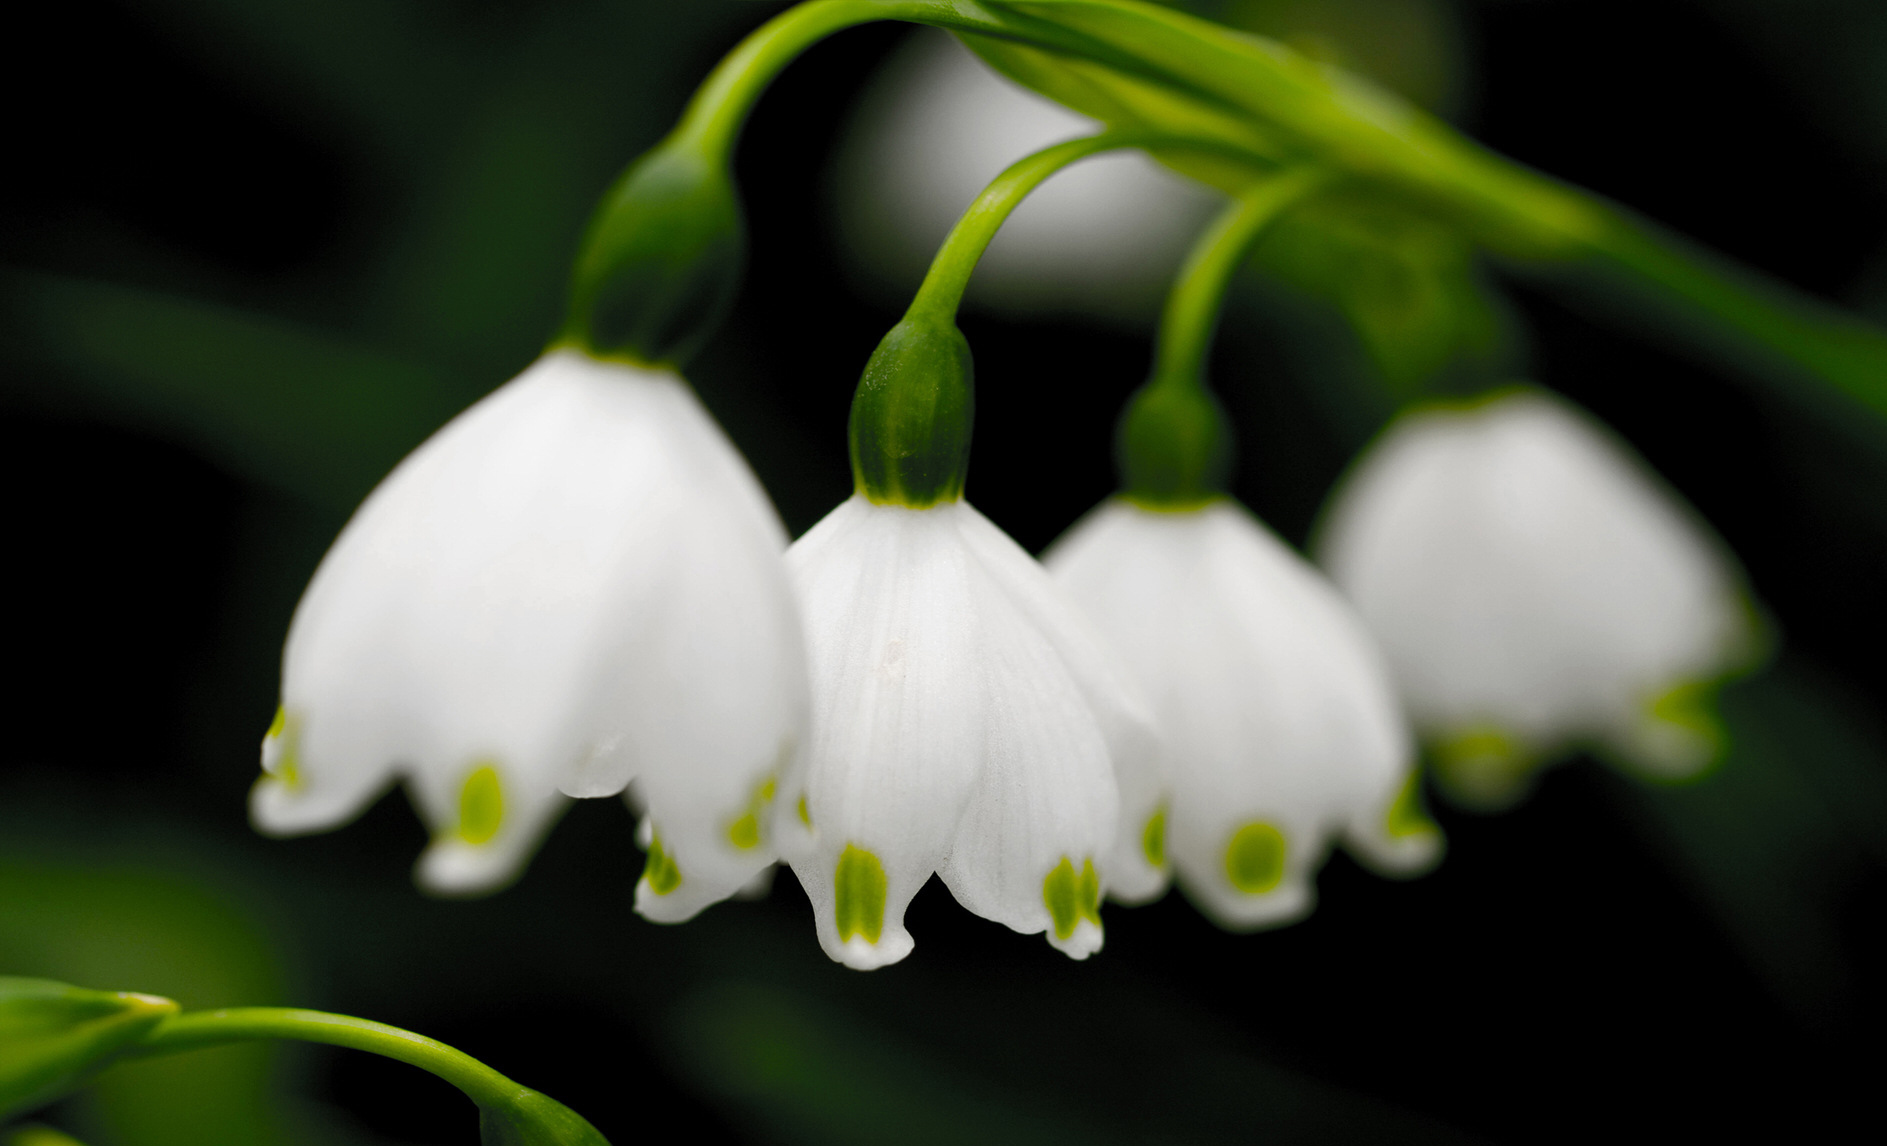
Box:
xmin=1317 ymin=390 xmax=1754 ymax=789
xmin=958 ymin=506 xmax=1165 ymax=906
xmin=939 ymin=505 xmax=1120 ymax=958
xmin=786 ymin=497 xmax=987 ymax=969
xmin=263 ymin=350 xmax=805 ymax=901
xmin=1048 ymin=499 xmax=1430 ymax=931
xmin=785 ymin=497 xmax=1124 ymax=967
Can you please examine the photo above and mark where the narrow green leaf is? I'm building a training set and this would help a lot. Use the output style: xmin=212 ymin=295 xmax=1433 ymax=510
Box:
xmin=0 ymin=272 xmax=461 ymax=511
xmin=0 ymin=979 xmax=177 ymax=1123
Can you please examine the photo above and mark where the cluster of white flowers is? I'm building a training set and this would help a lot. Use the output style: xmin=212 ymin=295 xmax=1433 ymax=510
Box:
xmin=257 ymin=350 xmax=1752 ymax=969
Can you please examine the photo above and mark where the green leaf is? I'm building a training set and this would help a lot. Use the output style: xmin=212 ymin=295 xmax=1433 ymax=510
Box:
xmin=0 ymin=857 xmax=298 ymax=1146
xmin=1254 ymin=189 xmax=1503 ymax=395
xmin=477 ymin=1089 xmax=612 ymax=1146
xmin=0 ymin=979 xmax=176 ymax=1123
xmin=1605 ymin=657 xmax=1887 ymax=1026
xmin=0 ymin=272 xmax=460 ymax=512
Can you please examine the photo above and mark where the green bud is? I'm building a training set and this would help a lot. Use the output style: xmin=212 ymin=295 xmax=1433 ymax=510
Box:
xmin=564 ymin=138 xmax=744 ymax=367
xmin=1115 ymin=380 xmax=1233 ymax=508
xmin=479 ymin=1087 xmax=612 ymax=1146
xmin=848 ymin=312 xmax=974 ymax=508
xmin=0 ymin=978 xmax=178 ymax=1121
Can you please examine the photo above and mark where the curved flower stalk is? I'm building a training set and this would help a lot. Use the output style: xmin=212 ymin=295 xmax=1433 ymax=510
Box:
xmin=787 ymin=134 xmax=1179 ymax=970
xmin=835 ymin=29 xmax=1219 ymax=321
xmin=1048 ymin=498 xmax=1438 ymax=928
xmin=1316 ymin=389 xmax=1761 ymax=809
xmin=256 ymin=350 xmax=808 ymax=917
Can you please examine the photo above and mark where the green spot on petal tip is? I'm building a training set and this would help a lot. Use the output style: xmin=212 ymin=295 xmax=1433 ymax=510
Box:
xmin=1225 ymin=822 xmax=1287 ymax=894
xmin=1385 ymin=771 xmax=1438 ymax=840
xmin=643 ymin=831 xmax=682 ymax=896
xmin=726 ymin=773 xmax=776 ymax=850
xmin=456 ymin=764 xmax=505 ymax=845
xmin=1142 ymin=809 xmax=1167 ymax=868
xmin=834 ymin=845 xmax=886 ymax=944
xmin=1043 ymin=856 xmax=1103 ymax=940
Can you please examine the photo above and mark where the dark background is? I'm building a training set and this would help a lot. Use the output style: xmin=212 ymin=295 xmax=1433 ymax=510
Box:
xmin=2 ymin=2 xmax=1884 ymax=1143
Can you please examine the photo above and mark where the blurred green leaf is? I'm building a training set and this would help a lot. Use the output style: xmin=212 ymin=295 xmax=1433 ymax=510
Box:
xmin=1606 ymin=657 xmax=1887 ymax=1026
xmin=0 ymin=271 xmax=458 ymax=512
xmin=6 ymin=1126 xmax=93 ymax=1146
xmin=478 ymin=1089 xmax=611 ymax=1146
xmin=1254 ymin=189 xmax=1502 ymax=395
xmin=0 ymin=980 xmax=176 ymax=1123
xmin=668 ymin=978 xmax=1482 ymax=1146
xmin=0 ymin=860 xmax=294 ymax=1146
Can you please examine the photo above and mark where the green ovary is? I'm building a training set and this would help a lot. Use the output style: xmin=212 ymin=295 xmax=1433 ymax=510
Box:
xmin=1042 ymin=856 xmax=1103 ymax=940
xmin=643 ymin=830 xmax=682 ymax=895
xmin=834 ymin=845 xmax=887 ymax=944
xmin=456 ymin=764 xmax=505 ymax=844
xmin=1225 ymin=822 xmax=1288 ymax=894
xmin=1142 ymin=809 xmax=1167 ymax=868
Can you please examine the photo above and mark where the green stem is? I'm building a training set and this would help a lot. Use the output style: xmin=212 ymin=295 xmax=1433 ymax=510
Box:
xmin=1555 ymin=209 xmax=1887 ymax=426
xmin=676 ymin=0 xmax=932 ymax=161
xmin=907 ymin=132 xmax=1257 ymax=321
xmin=1152 ymin=167 xmax=1328 ymax=390
xmin=128 ymin=1008 xmax=523 ymax=1111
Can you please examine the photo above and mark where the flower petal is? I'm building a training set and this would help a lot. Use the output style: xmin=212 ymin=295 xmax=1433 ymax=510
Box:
xmin=1049 ymin=499 xmax=1424 ymax=930
xmin=1317 ymin=390 xmax=1756 ymax=781
xmin=786 ymin=497 xmax=987 ymax=969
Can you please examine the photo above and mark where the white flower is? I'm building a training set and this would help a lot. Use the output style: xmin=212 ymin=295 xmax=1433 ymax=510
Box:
xmin=784 ymin=495 xmax=1156 ymax=969
xmin=832 ymin=29 xmax=1221 ymax=322
xmin=1315 ymin=389 xmax=1758 ymax=807
xmin=1046 ymin=498 xmax=1437 ymax=930
xmin=254 ymin=349 xmax=808 ymax=917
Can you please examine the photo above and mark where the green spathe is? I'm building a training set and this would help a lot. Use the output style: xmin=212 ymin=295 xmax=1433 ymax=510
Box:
xmin=564 ymin=138 xmax=743 ymax=367
xmin=0 ymin=978 xmax=178 ymax=1121
xmin=1116 ymin=381 xmax=1233 ymax=508
xmin=849 ymin=312 xmax=974 ymax=508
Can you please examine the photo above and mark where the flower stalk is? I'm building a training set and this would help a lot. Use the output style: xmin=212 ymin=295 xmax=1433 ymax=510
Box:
xmin=1118 ymin=168 xmax=1326 ymax=507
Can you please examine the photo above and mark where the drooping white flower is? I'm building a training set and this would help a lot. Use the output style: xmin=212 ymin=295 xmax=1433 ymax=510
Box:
xmin=1315 ymin=389 xmax=1759 ymax=807
xmin=784 ymin=494 xmax=1156 ymax=970
xmin=832 ymin=29 xmax=1221 ymax=322
xmin=254 ymin=349 xmax=808 ymax=916
xmin=1046 ymin=498 xmax=1438 ymax=930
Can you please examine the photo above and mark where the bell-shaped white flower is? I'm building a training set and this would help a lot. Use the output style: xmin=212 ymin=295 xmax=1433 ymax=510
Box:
xmin=833 ymin=29 xmax=1221 ymax=322
xmin=785 ymin=494 xmax=1156 ymax=970
xmin=1315 ymin=389 xmax=1759 ymax=808
xmin=1046 ymin=498 xmax=1438 ymax=930
xmin=254 ymin=349 xmax=808 ymax=916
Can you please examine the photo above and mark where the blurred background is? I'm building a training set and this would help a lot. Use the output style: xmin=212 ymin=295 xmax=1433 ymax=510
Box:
xmin=2 ymin=1 xmax=1884 ymax=1142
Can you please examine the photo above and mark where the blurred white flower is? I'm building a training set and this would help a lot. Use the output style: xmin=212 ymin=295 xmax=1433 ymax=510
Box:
xmin=832 ymin=29 xmax=1221 ymax=323
xmin=255 ymin=349 xmax=808 ymax=916
xmin=785 ymin=494 xmax=1156 ymax=969
xmin=1047 ymin=498 xmax=1438 ymax=930
xmin=1316 ymin=389 xmax=1759 ymax=808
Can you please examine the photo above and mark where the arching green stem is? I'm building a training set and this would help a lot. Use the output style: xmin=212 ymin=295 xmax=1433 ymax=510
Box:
xmin=850 ymin=131 xmax=1256 ymax=506
xmin=1115 ymin=167 xmax=1326 ymax=507
xmin=675 ymin=1 xmax=933 ymax=161
xmin=131 ymin=1008 xmax=515 ymax=1107
xmin=1152 ymin=167 xmax=1329 ymax=392
xmin=908 ymin=132 xmax=1195 ymax=322
xmin=125 ymin=1008 xmax=605 ymax=1143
